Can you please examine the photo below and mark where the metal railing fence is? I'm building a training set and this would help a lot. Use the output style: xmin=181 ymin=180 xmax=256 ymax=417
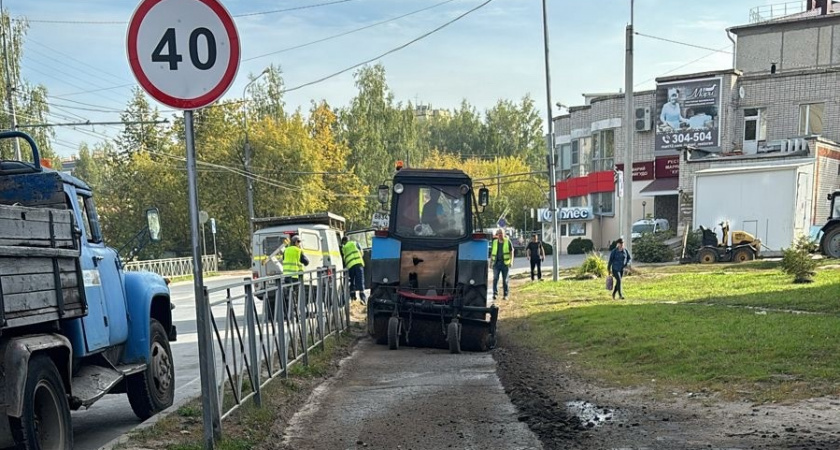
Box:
xmin=749 ymin=1 xmax=806 ymax=23
xmin=202 ymin=266 xmax=351 ymax=428
xmin=123 ymin=255 xmax=218 ymax=277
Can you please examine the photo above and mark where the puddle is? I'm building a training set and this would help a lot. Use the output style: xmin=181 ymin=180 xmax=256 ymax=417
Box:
xmin=565 ymin=401 xmax=615 ymax=427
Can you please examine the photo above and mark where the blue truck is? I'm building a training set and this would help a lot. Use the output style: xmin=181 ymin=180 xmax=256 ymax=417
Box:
xmin=367 ymin=166 xmax=497 ymax=353
xmin=0 ymin=132 xmax=175 ymax=449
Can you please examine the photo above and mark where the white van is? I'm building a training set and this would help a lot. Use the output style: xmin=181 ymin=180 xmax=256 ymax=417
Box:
xmin=631 ymin=218 xmax=670 ymax=240
xmin=251 ymin=212 xmax=346 ymax=280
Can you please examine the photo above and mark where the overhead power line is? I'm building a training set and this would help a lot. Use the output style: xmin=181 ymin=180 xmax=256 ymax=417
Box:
xmin=243 ymin=0 xmax=457 ymax=62
xmin=19 ymin=0 xmax=359 ymax=25
xmin=282 ymin=0 xmax=495 ymax=95
xmin=17 ymin=119 xmax=168 ymax=129
xmin=634 ymin=32 xmax=732 ymax=54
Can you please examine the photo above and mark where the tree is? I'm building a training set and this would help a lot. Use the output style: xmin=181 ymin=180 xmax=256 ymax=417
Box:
xmin=0 ymin=13 xmax=55 ymax=160
xmin=483 ymin=96 xmax=544 ymax=169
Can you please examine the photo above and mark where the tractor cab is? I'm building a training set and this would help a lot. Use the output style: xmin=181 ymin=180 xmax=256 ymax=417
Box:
xmin=368 ymin=167 xmax=496 ymax=353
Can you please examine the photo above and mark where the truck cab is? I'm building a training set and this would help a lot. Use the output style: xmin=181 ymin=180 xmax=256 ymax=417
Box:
xmin=0 ymin=131 xmax=174 ymax=449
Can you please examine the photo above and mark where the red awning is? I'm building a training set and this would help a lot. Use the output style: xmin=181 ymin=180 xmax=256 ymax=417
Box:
xmin=639 ymin=178 xmax=679 ymax=196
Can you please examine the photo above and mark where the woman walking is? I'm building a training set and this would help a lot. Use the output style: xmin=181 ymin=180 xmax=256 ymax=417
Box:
xmin=607 ymin=238 xmax=631 ymax=300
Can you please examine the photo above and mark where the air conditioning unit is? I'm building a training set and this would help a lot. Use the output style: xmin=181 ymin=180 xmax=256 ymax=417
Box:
xmin=634 ymin=107 xmax=651 ymax=132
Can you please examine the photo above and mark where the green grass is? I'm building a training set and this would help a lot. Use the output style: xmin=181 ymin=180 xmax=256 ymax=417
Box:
xmin=504 ymin=261 xmax=840 ymax=402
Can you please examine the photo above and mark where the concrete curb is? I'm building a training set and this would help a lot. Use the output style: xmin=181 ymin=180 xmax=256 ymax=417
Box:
xmin=98 ymin=392 xmax=201 ymax=450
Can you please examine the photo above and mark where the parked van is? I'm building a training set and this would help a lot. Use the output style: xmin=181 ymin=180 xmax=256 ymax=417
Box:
xmin=252 ymin=212 xmax=347 ymax=280
xmin=631 ymin=218 xmax=670 ymax=240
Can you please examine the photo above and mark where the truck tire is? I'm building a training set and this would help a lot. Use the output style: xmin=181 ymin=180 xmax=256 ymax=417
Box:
xmin=127 ymin=319 xmax=175 ymax=420
xmin=9 ymin=354 xmax=73 ymax=450
xmin=732 ymin=247 xmax=754 ymax=263
xmin=387 ymin=317 xmax=400 ymax=350
xmin=698 ymin=248 xmax=718 ymax=264
xmin=822 ymin=226 xmax=840 ymax=258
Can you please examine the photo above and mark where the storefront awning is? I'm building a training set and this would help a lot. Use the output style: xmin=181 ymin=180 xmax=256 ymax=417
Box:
xmin=639 ymin=178 xmax=679 ymax=197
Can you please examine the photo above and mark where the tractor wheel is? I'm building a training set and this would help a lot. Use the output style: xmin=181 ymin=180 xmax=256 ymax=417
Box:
xmin=447 ymin=320 xmax=462 ymax=354
xmin=732 ymin=247 xmax=755 ymax=263
xmin=462 ymin=287 xmax=487 ymax=319
xmin=698 ymin=248 xmax=718 ymax=264
xmin=387 ymin=317 xmax=400 ymax=350
xmin=822 ymin=227 xmax=840 ymax=258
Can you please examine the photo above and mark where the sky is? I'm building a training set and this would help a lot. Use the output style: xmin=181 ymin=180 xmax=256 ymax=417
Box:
xmin=7 ymin=0 xmax=763 ymax=158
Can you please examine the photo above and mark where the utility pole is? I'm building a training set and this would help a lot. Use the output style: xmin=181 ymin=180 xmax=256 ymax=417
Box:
xmin=541 ymin=0 xmax=560 ymax=281
xmin=623 ymin=0 xmax=635 ymax=255
xmin=242 ymin=69 xmax=269 ymax=258
xmin=0 ymin=0 xmax=20 ymax=160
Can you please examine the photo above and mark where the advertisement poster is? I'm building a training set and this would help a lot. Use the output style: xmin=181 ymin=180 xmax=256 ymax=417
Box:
xmin=655 ymin=77 xmax=721 ymax=153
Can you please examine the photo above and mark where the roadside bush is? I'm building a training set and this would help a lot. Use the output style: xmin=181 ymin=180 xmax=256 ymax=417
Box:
xmin=576 ymin=252 xmax=607 ymax=279
xmin=567 ymin=238 xmax=594 ymax=255
xmin=781 ymin=234 xmax=818 ymax=283
xmin=633 ymin=233 xmax=675 ymax=263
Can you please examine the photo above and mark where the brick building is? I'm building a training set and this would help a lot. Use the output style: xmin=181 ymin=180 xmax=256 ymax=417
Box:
xmin=550 ymin=1 xmax=840 ymax=253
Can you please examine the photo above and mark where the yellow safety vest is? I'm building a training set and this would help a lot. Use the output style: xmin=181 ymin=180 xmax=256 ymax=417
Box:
xmin=342 ymin=241 xmax=364 ymax=269
xmin=283 ymin=245 xmax=304 ymax=274
xmin=491 ymin=239 xmax=512 ymax=266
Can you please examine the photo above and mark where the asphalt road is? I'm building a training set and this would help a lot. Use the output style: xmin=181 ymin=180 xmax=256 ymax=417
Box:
xmin=74 ymin=254 xmax=587 ymax=449
xmin=73 ymin=273 xmax=251 ymax=450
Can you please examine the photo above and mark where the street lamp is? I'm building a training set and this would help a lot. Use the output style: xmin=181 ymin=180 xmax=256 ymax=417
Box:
xmin=243 ymin=68 xmax=270 ymax=260
xmin=642 ymin=200 xmax=647 ymax=219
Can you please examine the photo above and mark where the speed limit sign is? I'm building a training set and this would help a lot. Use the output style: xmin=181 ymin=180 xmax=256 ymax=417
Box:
xmin=127 ymin=0 xmax=240 ymax=110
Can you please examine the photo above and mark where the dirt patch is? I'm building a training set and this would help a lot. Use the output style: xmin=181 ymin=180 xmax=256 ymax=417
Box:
xmin=118 ymin=324 xmax=365 ymax=450
xmin=494 ymin=323 xmax=840 ymax=450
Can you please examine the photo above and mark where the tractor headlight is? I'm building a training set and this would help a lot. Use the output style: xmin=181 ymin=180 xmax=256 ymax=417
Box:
xmin=383 ymin=278 xmax=389 ymax=283
xmin=459 ymin=184 xmax=470 ymax=195
xmin=393 ymin=183 xmax=404 ymax=194
xmin=469 ymin=279 xmax=475 ymax=285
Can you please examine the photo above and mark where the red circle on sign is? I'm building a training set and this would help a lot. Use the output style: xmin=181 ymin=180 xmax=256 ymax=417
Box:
xmin=127 ymin=0 xmax=240 ymax=110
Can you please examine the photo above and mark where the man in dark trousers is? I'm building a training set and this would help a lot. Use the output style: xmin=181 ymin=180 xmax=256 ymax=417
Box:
xmin=607 ymin=238 xmax=631 ymax=299
xmin=525 ymin=234 xmax=545 ymax=281
xmin=341 ymin=236 xmax=367 ymax=305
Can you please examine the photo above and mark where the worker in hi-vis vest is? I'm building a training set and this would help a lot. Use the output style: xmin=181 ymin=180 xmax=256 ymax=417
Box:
xmin=282 ymin=235 xmax=309 ymax=283
xmin=490 ymin=229 xmax=514 ymax=300
xmin=341 ymin=236 xmax=367 ymax=305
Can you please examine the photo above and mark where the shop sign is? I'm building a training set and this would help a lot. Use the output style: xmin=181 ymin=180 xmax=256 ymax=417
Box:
xmin=655 ymin=155 xmax=680 ymax=178
xmin=538 ymin=207 xmax=594 ymax=222
xmin=615 ymin=161 xmax=654 ymax=181
xmin=655 ymin=77 xmax=722 ymax=153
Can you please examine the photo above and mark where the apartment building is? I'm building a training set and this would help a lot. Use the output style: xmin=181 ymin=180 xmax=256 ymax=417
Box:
xmin=549 ymin=1 xmax=840 ymax=252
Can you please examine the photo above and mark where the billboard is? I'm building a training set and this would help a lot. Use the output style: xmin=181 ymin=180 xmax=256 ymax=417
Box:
xmin=655 ymin=77 xmax=721 ymax=153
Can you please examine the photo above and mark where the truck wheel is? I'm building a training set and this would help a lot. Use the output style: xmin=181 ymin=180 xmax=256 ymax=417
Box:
xmin=822 ymin=227 xmax=840 ymax=258
xmin=9 ymin=354 xmax=73 ymax=450
xmin=447 ymin=321 xmax=462 ymax=354
xmin=698 ymin=248 xmax=717 ymax=264
xmin=732 ymin=247 xmax=754 ymax=263
xmin=387 ymin=317 xmax=400 ymax=350
xmin=127 ymin=319 xmax=174 ymax=420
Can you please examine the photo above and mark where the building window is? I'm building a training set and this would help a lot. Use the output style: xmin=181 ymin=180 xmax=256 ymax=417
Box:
xmin=799 ymin=103 xmax=824 ymax=135
xmin=743 ymin=108 xmax=766 ymax=140
xmin=557 ymin=143 xmax=572 ymax=181
xmin=569 ymin=195 xmax=588 ymax=207
xmin=591 ymin=129 xmax=615 ymax=172
xmin=592 ymin=192 xmax=614 ymax=215
xmin=569 ymin=222 xmax=587 ymax=236
xmin=571 ymin=137 xmax=590 ymax=176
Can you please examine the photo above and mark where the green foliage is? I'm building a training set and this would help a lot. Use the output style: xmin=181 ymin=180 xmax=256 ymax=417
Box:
xmin=577 ymin=252 xmax=608 ymax=278
xmin=781 ymin=235 xmax=819 ymax=283
xmin=633 ymin=233 xmax=675 ymax=263
xmin=567 ymin=238 xmax=594 ymax=255
xmin=682 ymin=229 xmax=704 ymax=259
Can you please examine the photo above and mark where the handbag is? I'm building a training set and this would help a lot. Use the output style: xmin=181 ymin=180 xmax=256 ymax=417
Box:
xmin=605 ymin=275 xmax=614 ymax=291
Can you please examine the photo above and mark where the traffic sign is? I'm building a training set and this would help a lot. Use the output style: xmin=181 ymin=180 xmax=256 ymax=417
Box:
xmin=497 ymin=218 xmax=507 ymax=228
xmin=127 ymin=0 xmax=241 ymax=110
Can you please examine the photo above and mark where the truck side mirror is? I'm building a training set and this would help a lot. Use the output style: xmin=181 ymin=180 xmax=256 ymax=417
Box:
xmin=478 ymin=187 xmax=490 ymax=207
xmin=146 ymin=208 xmax=162 ymax=242
xmin=377 ymin=184 xmax=389 ymax=205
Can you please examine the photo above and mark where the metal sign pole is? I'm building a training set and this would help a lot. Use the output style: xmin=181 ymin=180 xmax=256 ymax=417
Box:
xmin=185 ymin=110 xmax=221 ymax=446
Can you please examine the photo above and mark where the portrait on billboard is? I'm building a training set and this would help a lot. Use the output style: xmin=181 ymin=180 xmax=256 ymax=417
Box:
xmin=655 ymin=77 xmax=722 ymax=153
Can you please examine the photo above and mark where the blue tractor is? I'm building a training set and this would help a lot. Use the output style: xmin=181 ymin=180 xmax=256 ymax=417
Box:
xmin=367 ymin=167 xmax=497 ymax=353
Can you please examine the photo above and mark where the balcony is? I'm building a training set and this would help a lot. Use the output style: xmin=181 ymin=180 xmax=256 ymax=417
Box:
xmin=748 ymin=1 xmax=806 ymax=23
